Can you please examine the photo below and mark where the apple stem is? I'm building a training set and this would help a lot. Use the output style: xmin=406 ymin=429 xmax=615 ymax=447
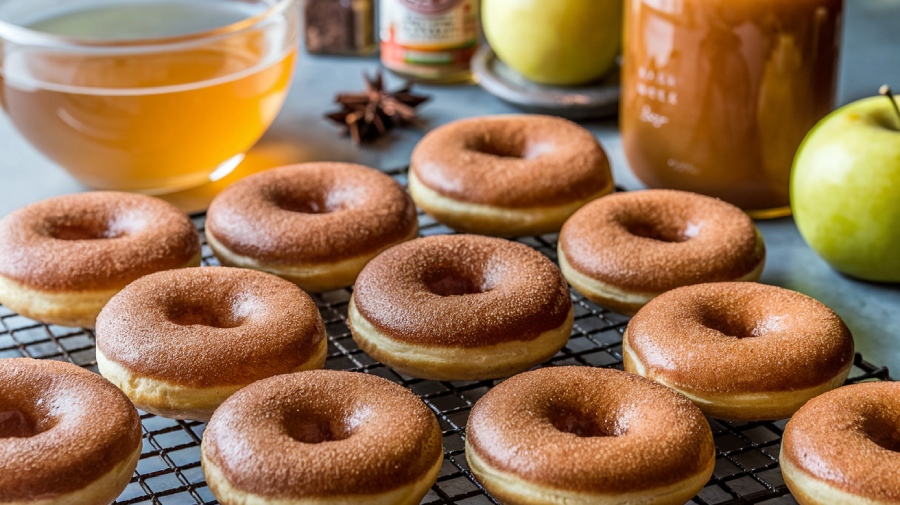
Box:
xmin=879 ymin=85 xmax=900 ymax=128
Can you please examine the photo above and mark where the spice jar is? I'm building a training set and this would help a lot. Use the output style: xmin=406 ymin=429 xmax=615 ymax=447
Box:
xmin=305 ymin=0 xmax=376 ymax=55
xmin=380 ymin=0 xmax=480 ymax=83
xmin=620 ymin=0 xmax=843 ymax=217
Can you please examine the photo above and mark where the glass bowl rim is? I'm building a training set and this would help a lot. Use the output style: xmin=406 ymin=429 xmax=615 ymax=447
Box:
xmin=0 ymin=0 xmax=296 ymax=48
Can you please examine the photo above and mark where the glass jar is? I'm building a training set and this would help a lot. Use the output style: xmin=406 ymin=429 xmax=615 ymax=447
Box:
xmin=621 ymin=0 xmax=843 ymax=217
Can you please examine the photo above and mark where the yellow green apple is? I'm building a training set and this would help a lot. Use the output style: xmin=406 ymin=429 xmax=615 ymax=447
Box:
xmin=482 ymin=0 xmax=622 ymax=86
xmin=791 ymin=93 xmax=900 ymax=282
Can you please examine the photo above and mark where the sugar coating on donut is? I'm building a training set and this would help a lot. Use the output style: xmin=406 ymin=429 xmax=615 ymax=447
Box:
xmin=0 ymin=192 xmax=200 ymax=291
xmin=352 ymin=234 xmax=572 ymax=347
xmin=782 ymin=382 xmax=900 ymax=502
xmin=0 ymin=359 xmax=142 ymax=501
xmin=96 ymin=267 xmax=326 ymax=388
xmin=626 ymin=282 xmax=854 ymax=395
xmin=559 ymin=190 xmax=765 ymax=293
xmin=202 ymin=370 xmax=443 ymax=498
xmin=206 ymin=163 xmax=417 ymax=264
xmin=411 ymin=115 xmax=612 ymax=208
xmin=466 ymin=366 xmax=715 ymax=493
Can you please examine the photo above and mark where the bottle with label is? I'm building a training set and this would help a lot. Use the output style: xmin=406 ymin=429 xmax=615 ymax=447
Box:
xmin=380 ymin=0 xmax=480 ymax=83
xmin=620 ymin=0 xmax=843 ymax=218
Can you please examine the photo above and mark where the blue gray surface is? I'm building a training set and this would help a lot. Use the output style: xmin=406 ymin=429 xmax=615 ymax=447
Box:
xmin=1 ymin=0 xmax=898 ymax=374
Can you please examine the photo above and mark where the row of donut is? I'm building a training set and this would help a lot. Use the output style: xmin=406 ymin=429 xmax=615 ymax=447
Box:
xmin=0 ymin=114 xmax=894 ymax=505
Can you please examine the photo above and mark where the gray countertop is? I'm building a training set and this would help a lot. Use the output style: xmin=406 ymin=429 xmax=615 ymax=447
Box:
xmin=1 ymin=0 xmax=898 ymax=374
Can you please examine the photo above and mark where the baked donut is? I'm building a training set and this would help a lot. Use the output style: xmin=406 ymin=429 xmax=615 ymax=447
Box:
xmin=0 ymin=192 xmax=200 ymax=328
xmin=409 ymin=115 xmax=614 ymax=236
xmin=781 ymin=382 xmax=900 ymax=505
xmin=201 ymin=370 xmax=443 ymax=505
xmin=206 ymin=162 xmax=418 ymax=292
xmin=95 ymin=267 xmax=327 ymax=421
xmin=466 ymin=366 xmax=715 ymax=505
xmin=624 ymin=282 xmax=855 ymax=421
xmin=349 ymin=234 xmax=573 ymax=380
xmin=0 ymin=358 xmax=142 ymax=505
xmin=558 ymin=189 xmax=765 ymax=315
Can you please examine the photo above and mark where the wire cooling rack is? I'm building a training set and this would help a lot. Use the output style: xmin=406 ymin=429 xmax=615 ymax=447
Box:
xmin=0 ymin=167 xmax=891 ymax=505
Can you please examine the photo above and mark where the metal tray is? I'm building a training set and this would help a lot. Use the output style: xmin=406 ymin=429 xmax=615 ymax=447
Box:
xmin=0 ymin=167 xmax=890 ymax=504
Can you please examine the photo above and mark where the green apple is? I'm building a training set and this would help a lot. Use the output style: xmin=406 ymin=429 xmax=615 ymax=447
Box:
xmin=482 ymin=0 xmax=622 ymax=86
xmin=791 ymin=94 xmax=900 ymax=282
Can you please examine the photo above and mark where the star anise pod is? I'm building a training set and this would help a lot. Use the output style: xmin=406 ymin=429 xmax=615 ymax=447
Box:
xmin=326 ymin=71 xmax=430 ymax=144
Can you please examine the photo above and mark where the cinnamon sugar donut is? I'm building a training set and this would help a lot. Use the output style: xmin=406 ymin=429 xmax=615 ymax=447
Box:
xmin=201 ymin=370 xmax=443 ymax=505
xmin=781 ymin=382 xmax=900 ymax=505
xmin=0 ymin=192 xmax=200 ymax=328
xmin=409 ymin=115 xmax=614 ymax=236
xmin=466 ymin=367 xmax=715 ymax=505
xmin=0 ymin=358 xmax=142 ymax=505
xmin=95 ymin=267 xmax=327 ymax=421
xmin=624 ymin=282 xmax=855 ymax=421
xmin=349 ymin=235 xmax=574 ymax=380
xmin=559 ymin=189 xmax=765 ymax=315
xmin=206 ymin=163 xmax=418 ymax=292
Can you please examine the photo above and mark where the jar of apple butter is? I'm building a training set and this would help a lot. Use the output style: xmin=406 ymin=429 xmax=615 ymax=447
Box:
xmin=621 ymin=0 xmax=843 ymax=217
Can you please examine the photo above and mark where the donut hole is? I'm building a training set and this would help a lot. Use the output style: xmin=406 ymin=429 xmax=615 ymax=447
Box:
xmin=551 ymin=409 xmax=623 ymax=438
xmin=423 ymin=269 xmax=486 ymax=297
xmin=272 ymin=192 xmax=332 ymax=214
xmin=166 ymin=302 xmax=244 ymax=329
xmin=267 ymin=185 xmax=364 ymax=215
xmin=622 ymin=218 xmax=696 ymax=243
xmin=0 ymin=410 xmax=36 ymax=438
xmin=699 ymin=312 xmax=763 ymax=339
xmin=864 ymin=413 xmax=900 ymax=453
xmin=49 ymin=222 xmax=125 ymax=241
xmin=466 ymin=136 xmax=555 ymax=160
xmin=285 ymin=414 xmax=355 ymax=444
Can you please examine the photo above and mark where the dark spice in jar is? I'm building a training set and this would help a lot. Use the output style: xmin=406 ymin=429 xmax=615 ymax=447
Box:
xmin=305 ymin=0 xmax=375 ymax=55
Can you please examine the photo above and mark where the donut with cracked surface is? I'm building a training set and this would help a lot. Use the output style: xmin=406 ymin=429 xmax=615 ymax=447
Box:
xmin=781 ymin=382 xmax=900 ymax=505
xmin=348 ymin=234 xmax=574 ymax=381
xmin=95 ymin=267 xmax=327 ymax=421
xmin=0 ymin=358 xmax=142 ymax=505
xmin=409 ymin=115 xmax=614 ymax=237
xmin=201 ymin=370 xmax=443 ymax=505
xmin=0 ymin=192 xmax=200 ymax=327
xmin=558 ymin=189 xmax=765 ymax=315
xmin=206 ymin=162 xmax=418 ymax=292
xmin=465 ymin=366 xmax=715 ymax=505
xmin=623 ymin=282 xmax=855 ymax=421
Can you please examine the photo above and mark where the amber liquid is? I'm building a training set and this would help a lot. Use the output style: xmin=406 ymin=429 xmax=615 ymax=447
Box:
xmin=0 ymin=3 xmax=297 ymax=193
xmin=621 ymin=0 xmax=842 ymax=215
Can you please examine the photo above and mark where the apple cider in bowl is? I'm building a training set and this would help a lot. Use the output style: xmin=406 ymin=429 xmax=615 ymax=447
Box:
xmin=0 ymin=0 xmax=299 ymax=193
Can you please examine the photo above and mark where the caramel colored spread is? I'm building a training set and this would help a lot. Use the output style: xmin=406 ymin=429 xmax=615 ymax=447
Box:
xmin=352 ymin=234 xmax=572 ymax=347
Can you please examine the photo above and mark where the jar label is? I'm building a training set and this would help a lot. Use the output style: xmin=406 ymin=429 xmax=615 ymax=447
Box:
xmin=380 ymin=0 xmax=479 ymax=78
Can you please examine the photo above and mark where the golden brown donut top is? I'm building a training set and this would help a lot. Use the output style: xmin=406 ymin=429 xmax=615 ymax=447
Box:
xmin=466 ymin=366 xmax=714 ymax=492
xmin=559 ymin=190 xmax=765 ymax=293
xmin=0 ymin=358 xmax=142 ymax=501
xmin=96 ymin=267 xmax=326 ymax=388
xmin=410 ymin=115 xmax=612 ymax=208
xmin=782 ymin=382 xmax=900 ymax=500
xmin=352 ymin=234 xmax=572 ymax=347
xmin=627 ymin=282 xmax=854 ymax=393
xmin=0 ymin=192 xmax=200 ymax=291
xmin=202 ymin=370 xmax=443 ymax=497
xmin=206 ymin=163 xmax=418 ymax=264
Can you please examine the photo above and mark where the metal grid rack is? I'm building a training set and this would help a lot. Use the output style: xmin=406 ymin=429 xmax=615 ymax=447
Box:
xmin=0 ymin=167 xmax=891 ymax=505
